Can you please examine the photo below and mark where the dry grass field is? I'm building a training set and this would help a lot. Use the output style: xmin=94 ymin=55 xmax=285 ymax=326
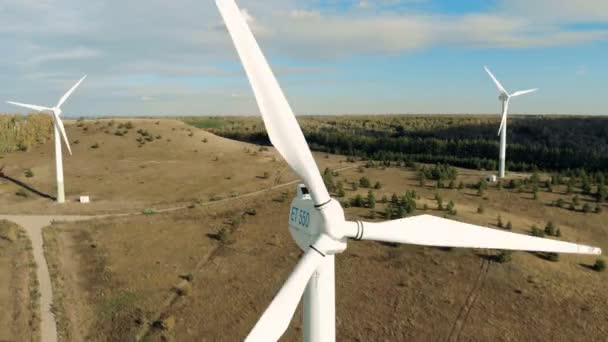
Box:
xmin=0 ymin=118 xmax=346 ymax=215
xmin=0 ymin=220 xmax=39 ymax=342
xmin=27 ymin=118 xmax=606 ymax=341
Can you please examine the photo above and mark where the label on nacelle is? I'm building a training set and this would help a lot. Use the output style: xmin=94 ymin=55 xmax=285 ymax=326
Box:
xmin=290 ymin=206 xmax=310 ymax=229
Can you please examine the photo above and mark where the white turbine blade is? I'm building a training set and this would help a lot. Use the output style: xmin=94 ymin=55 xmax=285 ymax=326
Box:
xmin=246 ymin=245 xmax=325 ymax=342
xmin=6 ymin=101 xmax=51 ymax=113
xmin=484 ymin=66 xmax=508 ymax=95
xmin=510 ymin=88 xmax=538 ymax=97
xmin=56 ymin=75 xmax=87 ymax=109
xmin=51 ymin=111 xmax=72 ymax=155
xmin=216 ymin=0 xmax=330 ymax=205
xmin=357 ymin=215 xmax=601 ymax=255
xmin=497 ymin=99 xmax=509 ymax=136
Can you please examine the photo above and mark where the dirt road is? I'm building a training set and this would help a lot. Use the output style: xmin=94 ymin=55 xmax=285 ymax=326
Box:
xmin=0 ymin=215 xmax=91 ymax=342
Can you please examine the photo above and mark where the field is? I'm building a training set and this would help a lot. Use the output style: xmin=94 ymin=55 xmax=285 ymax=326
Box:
xmin=0 ymin=220 xmax=39 ymax=341
xmin=1 ymin=116 xmax=607 ymax=341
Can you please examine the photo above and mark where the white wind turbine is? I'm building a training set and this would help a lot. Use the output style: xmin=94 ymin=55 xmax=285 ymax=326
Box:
xmin=484 ymin=66 xmax=537 ymax=178
xmin=6 ymin=75 xmax=86 ymax=203
xmin=216 ymin=1 xmax=601 ymax=340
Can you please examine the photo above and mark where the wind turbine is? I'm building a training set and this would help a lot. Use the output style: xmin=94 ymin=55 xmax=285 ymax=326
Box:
xmin=484 ymin=66 xmax=537 ymax=178
xmin=6 ymin=75 xmax=86 ymax=203
xmin=215 ymin=1 xmax=601 ymax=340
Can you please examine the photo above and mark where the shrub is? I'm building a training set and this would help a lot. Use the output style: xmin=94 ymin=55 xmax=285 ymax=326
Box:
xmin=531 ymin=225 xmax=544 ymax=237
xmin=506 ymin=221 xmax=513 ymax=230
xmin=495 ymin=250 xmax=512 ymax=263
xmin=582 ymin=203 xmax=592 ymax=213
xmin=15 ymin=189 xmax=28 ymax=197
xmin=497 ymin=215 xmax=503 ymax=229
xmin=359 ymin=177 xmax=371 ymax=188
xmin=546 ymin=252 xmax=559 ymax=262
xmin=374 ymin=181 xmax=382 ymax=189
xmin=477 ymin=205 xmax=484 ymax=214
xmin=24 ymin=169 xmax=34 ymax=178
xmin=544 ymin=221 xmax=556 ymax=236
xmin=90 ymin=142 xmax=100 ymax=149
xmin=596 ymin=205 xmax=603 ymax=214
xmin=367 ymin=191 xmax=376 ymax=209
xmin=142 ymin=208 xmax=156 ymax=215
xmin=446 ymin=200 xmax=457 ymax=215
xmin=435 ymin=193 xmax=443 ymax=210
xmin=593 ymin=259 xmax=606 ymax=272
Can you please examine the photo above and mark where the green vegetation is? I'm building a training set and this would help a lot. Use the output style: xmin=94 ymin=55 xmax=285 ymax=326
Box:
xmin=0 ymin=114 xmax=53 ymax=152
xmin=189 ymin=115 xmax=608 ymax=173
xmin=594 ymin=259 xmax=606 ymax=272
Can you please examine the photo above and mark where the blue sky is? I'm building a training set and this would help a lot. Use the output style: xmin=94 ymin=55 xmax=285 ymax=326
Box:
xmin=0 ymin=0 xmax=607 ymax=117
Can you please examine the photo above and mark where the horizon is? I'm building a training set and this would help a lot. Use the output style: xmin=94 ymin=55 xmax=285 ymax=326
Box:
xmin=1 ymin=0 xmax=607 ymax=116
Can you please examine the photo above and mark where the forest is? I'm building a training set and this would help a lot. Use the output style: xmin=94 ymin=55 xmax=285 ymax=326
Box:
xmin=185 ymin=115 xmax=608 ymax=173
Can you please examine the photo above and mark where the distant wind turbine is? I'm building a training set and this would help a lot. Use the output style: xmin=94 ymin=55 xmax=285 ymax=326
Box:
xmin=484 ymin=66 xmax=537 ymax=178
xmin=6 ymin=75 xmax=87 ymax=203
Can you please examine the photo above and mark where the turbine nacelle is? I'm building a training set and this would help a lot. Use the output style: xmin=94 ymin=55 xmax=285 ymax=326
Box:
xmin=499 ymin=93 xmax=509 ymax=102
xmin=289 ymin=184 xmax=348 ymax=255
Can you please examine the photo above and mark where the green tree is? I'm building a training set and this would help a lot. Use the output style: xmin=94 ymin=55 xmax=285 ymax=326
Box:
xmin=359 ymin=177 xmax=371 ymax=188
xmin=435 ymin=193 xmax=443 ymax=210
xmin=545 ymin=221 xmax=556 ymax=236
xmin=367 ymin=191 xmax=376 ymax=209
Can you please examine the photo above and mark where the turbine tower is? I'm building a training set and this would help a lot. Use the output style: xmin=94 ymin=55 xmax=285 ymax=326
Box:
xmin=6 ymin=75 xmax=86 ymax=203
xmin=484 ymin=66 xmax=537 ymax=178
xmin=216 ymin=1 xmax=601 ymax=340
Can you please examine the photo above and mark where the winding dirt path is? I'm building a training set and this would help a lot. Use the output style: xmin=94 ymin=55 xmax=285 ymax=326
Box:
xmin=0 ymin=162 xmax=363 ymax=341
xmin=0 ymin=215 xmax=92 ymax=342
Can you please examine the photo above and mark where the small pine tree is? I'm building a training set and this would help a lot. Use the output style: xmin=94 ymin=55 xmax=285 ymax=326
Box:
xmin=359 ymin=177 xmax=371 ymax=188
xmin=547 ymin=252 xmax=559 ymax=262
xmin=497 ymin=215 xmax=503 ymax=229
xmin=596 ymin=205 xmax=603 ymax=214
xmin=545 ymin=221 xmax=556 ymax=236
xmin=531 ymin=225 xmax=545 ymax=237
xmin=477 ymin=205 xmax=484 ymax=214
xmin=435 ymin=194 xmax=443 ymax=210
xmin=506 ymin=221 xmax=513 ymax=230
xmin=336 ymin=182 xmax=345 ymax=198
xmin=594 ymin=258 xmax=606 ymax=272
xmin=555 ymin=228 xmax=561 ymax=237
xmin=391 ymin=193 xmax=399 ymax=204
xmin=573 ymin=195 xmax=580 ymax=206
xmin=374 ymin=181 xmax=382 ymax=189
xmin=367 ymin=191 xmax=376 ymax=209
xmin=458 ymin=181 xmax=464 ymax=190
xmin=447 ymin=201 xmax=457 ymax=215
xmin=583 ymin=203 xmax=592 ymax=213
xmin=496 ymin=250 xmax=512 ymax=263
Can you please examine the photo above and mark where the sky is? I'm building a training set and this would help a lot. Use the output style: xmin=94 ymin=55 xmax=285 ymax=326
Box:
xmin=0 ymin=0 xmax=607 ymax=117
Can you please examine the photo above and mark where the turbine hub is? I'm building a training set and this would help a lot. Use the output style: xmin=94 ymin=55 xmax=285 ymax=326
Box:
xmin=288 ymin=184 xmax=347 ymax=255
xmin=499 ymin=93 xmax=508 ymax=102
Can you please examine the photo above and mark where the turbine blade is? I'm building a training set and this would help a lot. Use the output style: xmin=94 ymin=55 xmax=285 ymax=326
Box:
xmin=484 ymin=66 xmax=508 ymax=95
xmin=355 ymin=215 xmax=601 ymax=255
xmin=51 ymin=111 xmax=72 ymax=155
xmin=497 ymin=100 xmax=509 ymax=136
xmin=245 ymin=243 xmax=325 ymax=342
xmin=6 ymin=101 xmax=51 ymax=113
xmin=56 ymin=75 xmax=87 ymax=109
xmin=216 ymin=0 xmax=330 ymax=205
xmin=510 ymin=88 xmax=538 ymax=97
